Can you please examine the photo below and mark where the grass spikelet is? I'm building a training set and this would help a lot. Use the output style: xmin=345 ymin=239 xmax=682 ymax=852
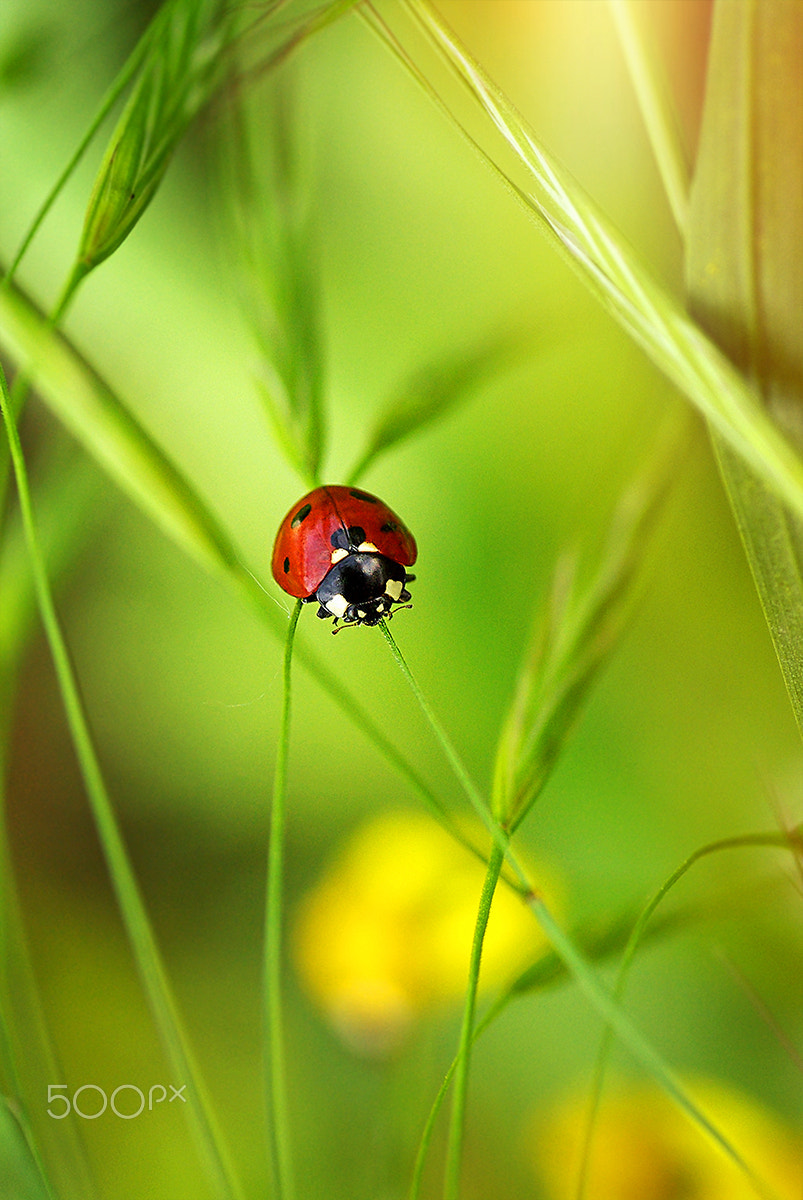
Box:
xmin=217 ymin=74 xmax=326 ymax=485
xmin=491 ymin=412 xmax=690 ymax=831
xmin=73 ymin=0 xmax=242 ymax=285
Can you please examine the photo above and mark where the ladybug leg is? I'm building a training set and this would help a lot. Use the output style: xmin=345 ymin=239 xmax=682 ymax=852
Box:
xmin=316 ymin=604 xmax=331 ymax=620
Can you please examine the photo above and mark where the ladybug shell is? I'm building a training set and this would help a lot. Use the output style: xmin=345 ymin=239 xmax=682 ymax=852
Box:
xmin=271 ymin=485 xmax=417 ymax=599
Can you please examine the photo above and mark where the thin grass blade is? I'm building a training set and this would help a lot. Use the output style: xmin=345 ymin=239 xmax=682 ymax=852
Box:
xmin=0 ymin=276 xmax=245 ymax=581
xmin=0 ymin=364 xmax=246 ymax=1200
xmin=348 ymin=335 xmax=517 ymax=484
xmin=686 ymin=3 xmax=803 ymax=738
xmin=364 ymin=0 xmax=803 ymax=527
xmin=576 ymin=828 xmax=798 ymax=1200
xmin=529 ymin=898 xmax=783 ymax=1200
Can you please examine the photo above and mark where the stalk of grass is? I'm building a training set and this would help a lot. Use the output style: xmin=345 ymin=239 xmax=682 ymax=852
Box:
xmin=0 ymin=450 xmax=107 ymax=1199
xmin=410 ymin=898 xmax=706 ymax=1200
xmin=607 ymin=0 xmax=690 ymax=236
xmin=362 ymin=0 xmax=803 ymax=527
xmin=529 ymin=896 xmax=783 ymax=1200
xmin=442 ymin=840 xmax=504 ymax=1200
xmin=377 ymin=619 xmax=528 ymax=892
xmin=0 ymin=364 xmax=245 ymax=1200
xmin=575 ymin=828 xmax=798 ymax=1200
xmin=263 ymin=599 xmax=302 ymax=1200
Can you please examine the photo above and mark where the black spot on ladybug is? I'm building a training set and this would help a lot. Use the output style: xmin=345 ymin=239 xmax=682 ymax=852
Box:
xmin=347 ymin=525 xmax=366 ymax=546
xmin=381 ymin=521 xmax=398 ymax=533
xmin=291 ymin=503 xmax=312 ymax=528
xmin=349 ymin=489 xmax=377 ymax=503
xmin=331 ymin=528 xmax=350 ymax=551
xmin=283 ymin=556 xmax=290 ymax=573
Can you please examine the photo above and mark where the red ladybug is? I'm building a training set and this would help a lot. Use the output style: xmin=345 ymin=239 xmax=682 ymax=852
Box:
xmin=272 ymin=485 xmax=417 ymax=627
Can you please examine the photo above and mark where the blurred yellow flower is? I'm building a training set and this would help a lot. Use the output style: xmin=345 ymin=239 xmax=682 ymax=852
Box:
xmin=292 ymin=810 xmax=556 ymax=1054
xmin=528 ymin=1077 xmax=802 ymax=1200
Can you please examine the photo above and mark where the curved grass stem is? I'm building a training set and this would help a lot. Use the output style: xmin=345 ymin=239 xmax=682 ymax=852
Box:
xmin=443 ymin=839 xmax=505 ymax=1200
xmin=377 ymin=620 xmax=528 ymax=892
xmin=263 ymin=599 xmax=302 ymax=1200
xmin=574 ymin=829 xmax=798 ymax=1200
xmin=0 ymin=363 xmax=244 ymax=1200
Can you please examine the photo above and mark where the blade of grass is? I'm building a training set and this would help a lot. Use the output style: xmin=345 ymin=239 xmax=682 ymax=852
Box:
xmin=347 ymin=335 xmax=517 ymax=485
xmin=686 ymin=2 xmax=803 ymax=739
xmin=528 ymin=896 xmax=783 ymax=1200
xmin=377 ymin=619 xmax=529 ymax=894
xmin=575 ymin=828 xmax=798 ymax=1200
xmin=0 ymin=364 xmax=245 ymax=1200
xmin=263 ymin=599 xmax=302 ymax=1200
xmin=0 ymin=449 xmax=106 ymax=1199
xmin=410 ymin=899 xmax=703 ymax=1200
xmin=362 ymin=0 xmax=803 ymax=528
xmin=607 ymin=0 xmax=690 ymax=237
xmin=443 ymin=840 xmax=504 ymax=1200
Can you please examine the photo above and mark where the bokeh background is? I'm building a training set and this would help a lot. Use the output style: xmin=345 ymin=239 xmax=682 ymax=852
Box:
xmin=1 ymin=1 xmax=802 ymax=1197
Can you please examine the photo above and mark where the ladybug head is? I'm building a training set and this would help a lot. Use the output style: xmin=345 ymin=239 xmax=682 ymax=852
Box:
xmin=311 ymin=551 xmax=414 ymax=628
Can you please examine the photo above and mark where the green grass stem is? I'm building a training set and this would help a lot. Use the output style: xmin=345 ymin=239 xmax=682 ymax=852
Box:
xmin=263 ymin=599 xmax=302 ymax=1200
xmin=377 ymin=620 xmax=528 ymax=892
xmin=608 ymin=0 xmax=690 ymax=236
xmin=529 ymin=896 xmax=782 ymax=1200
xmin=0 ymin=363 xmax=245 ymax=1200
xmin=575 ymin=828 xmax=799 ymax=1200
xmin=443 ymin=839 xmax=505 ymax=1200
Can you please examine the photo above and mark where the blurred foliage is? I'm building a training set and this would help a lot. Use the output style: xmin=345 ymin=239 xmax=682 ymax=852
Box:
xmin=1 ymin=1 xmax=802 ymax=1198
xmin=528 ymin=1077 xmax=802 ymax=1200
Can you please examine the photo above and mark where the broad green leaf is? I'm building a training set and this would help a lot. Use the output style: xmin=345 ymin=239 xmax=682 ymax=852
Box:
xmin=686 ymin=3 xmax=803 ymax=735
xmin=365 ymin=1 xmax=803 ymax=528
xmin=348 ymin=336 xmax=516 ymax=484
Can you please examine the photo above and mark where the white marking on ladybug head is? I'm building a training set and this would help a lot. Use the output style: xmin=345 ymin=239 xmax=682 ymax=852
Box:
xmin=385 ymin=579 xmax=403 ymax=601
xmin=326 ymin=594 xmax=349 ymax=618
xmin=357 ymin=540 xmax=378 ymax=553
xmin=330 ymin=547 xmax=349 ymax=565
xmin=356 ymin=610 xmax=366 ymax=620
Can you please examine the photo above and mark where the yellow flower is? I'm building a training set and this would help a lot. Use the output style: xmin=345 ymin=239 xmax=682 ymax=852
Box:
xmin=292 ymin=810 xmax=556 ymax=1054
xmin=528 ymin=1078 xmax=802 ymax=1200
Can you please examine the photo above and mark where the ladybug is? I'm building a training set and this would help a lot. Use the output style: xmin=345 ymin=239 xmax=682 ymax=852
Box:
xmin=272 ymin=485 xmax=417 ymax=628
